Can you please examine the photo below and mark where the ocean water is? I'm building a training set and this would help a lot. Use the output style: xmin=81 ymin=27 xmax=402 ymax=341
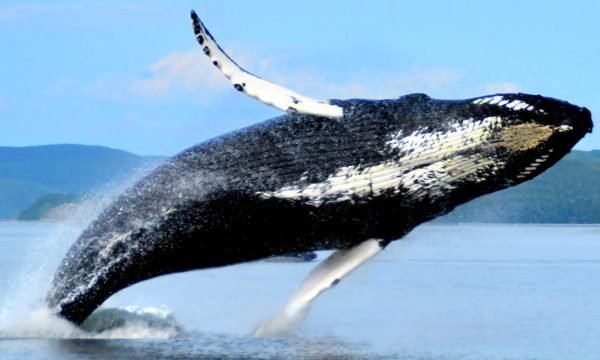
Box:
xmin=0 ymin=221 xmax=600 ymax=359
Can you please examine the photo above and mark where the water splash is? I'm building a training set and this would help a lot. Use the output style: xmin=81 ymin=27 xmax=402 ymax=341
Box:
xmin=0 ymin=222 xmax=83 ymax=332
xmin=254 ymin=303 xmax=309 ymax=337
xmin=0 ymin=162 xmax=176 ymax=340
xmin=0 ymin=306 xmax=179 ymax=339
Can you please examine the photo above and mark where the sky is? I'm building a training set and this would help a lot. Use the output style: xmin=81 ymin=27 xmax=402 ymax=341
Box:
xmin=1 ymin=0 xmax=599 ymax=156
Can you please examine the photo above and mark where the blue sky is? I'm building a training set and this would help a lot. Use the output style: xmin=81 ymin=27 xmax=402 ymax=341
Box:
xmin=1 ymin=0 xmax=599 ymax=155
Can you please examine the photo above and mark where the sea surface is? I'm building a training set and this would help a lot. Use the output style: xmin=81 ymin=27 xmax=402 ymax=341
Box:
xmin=0 ymin=221 xmax=599 ymax=359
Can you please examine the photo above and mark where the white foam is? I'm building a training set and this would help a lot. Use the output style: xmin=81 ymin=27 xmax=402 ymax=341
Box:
xmin=0 ymin=307 xmax=86 ymax=339
xmin=0 ymin=306 xmax=179 ymax=339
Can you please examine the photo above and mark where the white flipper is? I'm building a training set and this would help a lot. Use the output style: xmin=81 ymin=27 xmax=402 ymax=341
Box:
xmin=254 ymin=239 xmax=383 ymax=337
xmin=190 ymin=10 xmax=344 ymax=119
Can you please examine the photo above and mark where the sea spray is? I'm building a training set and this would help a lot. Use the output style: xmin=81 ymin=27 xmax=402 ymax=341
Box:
xmin=0 ymin=222 xmax=82 ymax=331
xmin=0 ymin=188 xmax=124 ymax=327
xmin=0 ymin=162 xmax=174 ymax=339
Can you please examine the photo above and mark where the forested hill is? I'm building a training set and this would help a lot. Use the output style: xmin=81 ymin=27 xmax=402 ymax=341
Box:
xmin=440 ymin=150 xmax=600 ymax=223
xmin=0 ymin=144 xmax=162 ymax=219
xmin=1 ymin=145 xmax=599 ymax=223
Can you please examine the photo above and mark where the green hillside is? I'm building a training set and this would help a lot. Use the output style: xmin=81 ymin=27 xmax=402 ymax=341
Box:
xmin=0 ymin=178 xmax=57 ymax=219
xmin=440 ymin=150 xmax=600 ymax=223
xmin=17 ymin=193 xmax=80 ymax=221
xmin=0 ymin=144 xmax=161 ymax=219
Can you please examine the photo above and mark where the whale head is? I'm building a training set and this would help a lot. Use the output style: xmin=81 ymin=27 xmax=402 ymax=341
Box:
xmin=316 ymin=93 xmax=593 ymax=211
xmin=469 ymin=94 xmax=591 ymax=184
xmin=389 ymin=93 xmax=592 ymax=202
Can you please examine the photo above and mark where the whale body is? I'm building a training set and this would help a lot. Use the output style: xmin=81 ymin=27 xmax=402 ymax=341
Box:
xmin=46 ymin=11 xmax=593 ymax=326
xmin=47 ymin=93 xmax=592 ymax=324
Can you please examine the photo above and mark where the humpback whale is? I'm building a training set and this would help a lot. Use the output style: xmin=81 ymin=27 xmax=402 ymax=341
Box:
xmin=46 ymin=10 xmax=593 ymax=333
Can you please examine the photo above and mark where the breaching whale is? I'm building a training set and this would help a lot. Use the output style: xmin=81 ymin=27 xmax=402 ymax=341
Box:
xmin=46 ymin=10 xmax=593 ymax=332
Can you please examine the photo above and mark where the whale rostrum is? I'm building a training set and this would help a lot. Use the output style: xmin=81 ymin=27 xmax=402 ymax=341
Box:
xmin=46 ymin=10 xmax=593 ymax=332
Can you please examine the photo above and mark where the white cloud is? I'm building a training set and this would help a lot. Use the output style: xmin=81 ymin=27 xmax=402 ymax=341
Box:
xmin=133 ymin=47 xmax=463 ymax=104
xmin=482 ymin=82 xmax=522 ymax=94
xmin=130 ymin=49 xmax=229 ymax=98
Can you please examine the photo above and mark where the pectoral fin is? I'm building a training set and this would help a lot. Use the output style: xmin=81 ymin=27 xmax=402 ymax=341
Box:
xmin=254 ymin=239 xmax=383 ymax=337
xmin=190 ymin=10 xmax=344 ymax=119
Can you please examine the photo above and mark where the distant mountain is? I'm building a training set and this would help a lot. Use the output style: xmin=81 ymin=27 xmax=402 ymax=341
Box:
xmin=439 ymin=150 xmax=600 ymax=223
xmin=0 ymin=144 xmax=163 ymax=219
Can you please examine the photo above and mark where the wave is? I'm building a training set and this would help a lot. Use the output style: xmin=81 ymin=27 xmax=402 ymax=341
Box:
xmin=0 ymin=306 xmax=180 ymax=339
